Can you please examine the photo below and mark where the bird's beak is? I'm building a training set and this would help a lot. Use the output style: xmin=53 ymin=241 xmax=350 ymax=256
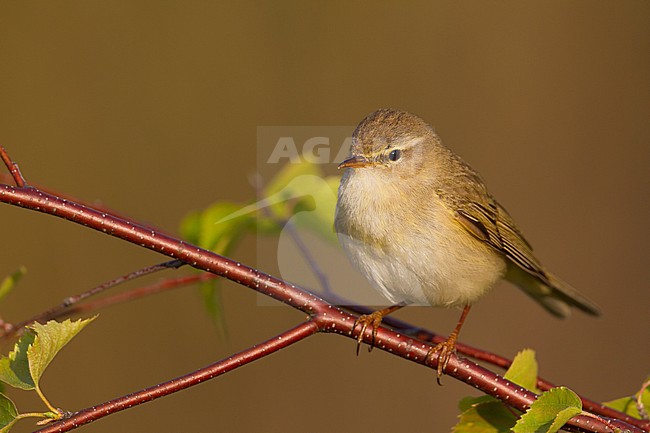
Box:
xmin=338 ymin=155 xmax=371 ymax=169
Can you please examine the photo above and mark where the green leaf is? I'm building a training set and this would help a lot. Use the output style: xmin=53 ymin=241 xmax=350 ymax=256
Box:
xmin=181 ymin=202 xmax=257 ymax=254
xmin=0 ymin=267 xmax=26 ymax=303
xmin=604 ymin=380 xmax=650 ymax=419
xmin=512 ymin=387 xmax=582 ymax=433
xmin=179 ymin=210 xmax=202 ymax=245
xmin=260 ymin=161 xmax=338 ymax=243
xmin=181 ymin=202 xmax=262 ymax=338
xmin=453 ymin=399 xmax=518 ymax=433
xmin=180 ymin=201 xmax=261 ymax=337
xmin=604 ymin=396 xmax=639 ymax=418
xmin=27 ymin=317 xmax=96 ymax=386
xmin=453 ymin=349 xmax=540 ymax=433
xmin=179 ymin=160 xmax=340 ymax=335
xmin=198 ymin=279 xmax=228 ymax=339
xmin=289 ymin=175 xmax=339 ymax=243
xmin=458 ymin=395 xmax=499 ymax=412
xmin=182 ymin=161 xmax=338 ymax=250
xmin=263 ymin=159 xmax=321 ymax=205
xmin=0 ymin=332 xmax=36 ymax=390
xmin=504 ymin=349 xmax=539 ymax=393
xmin=0 ymin=392 xmax=18 ymax=431
xmin=547 ymin=406 xmax=582 ymax=432
xmin=264 ymin=162 xmax=319 ymax=221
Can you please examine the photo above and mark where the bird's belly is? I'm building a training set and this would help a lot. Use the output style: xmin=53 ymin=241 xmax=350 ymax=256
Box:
xmin=338 ymin=227 xmax=506 ymax=307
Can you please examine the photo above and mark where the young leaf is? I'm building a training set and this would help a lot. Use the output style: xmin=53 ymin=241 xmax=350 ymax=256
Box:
xmin=604 ymin=396 xmax=641 ymax=418
xmin=512 ymin=387 xmax=582 ymax=433
xmin=0 ymin=266 xmax=26 ymax=303
xmin=604 ymin=380 xmax=650 ymax=419
xmin=458 ymin=395 xmax=498 ymax=412
xmin=179 ymin=209 xmax=202 ymax=245
xmin=289 ymin=175 xmax=339 ymax=244
xmin=198 ymin=279 xmax=228 ymax=339
xmin=27 ymin=317 xmax=96 ymax=387
xmin=263 ymin=159 xmax=321 ymax=211
xmin=180 ymin=202 xmax=260 ymax=335
xmin=504 ymin=348 xmax=539 ymax=393
xmin=546 ymin=406 xmax=583 ymax=432
xmin=453 ymin=350 xmax=540 ymax=433
xmin=181 ymin=202 xmax=257 ymax=253
xmin=453 ymin=399 xmax=518 ymax=433
xmin=261 ymin=161 xmax=338 ymax=242
xmin=0 ymin=392 xmax=18 ymax=432
xmin=0 ymin=332 xmax=36 ymax=390
xmin=180 ymin=204 xmax=243 ymax=339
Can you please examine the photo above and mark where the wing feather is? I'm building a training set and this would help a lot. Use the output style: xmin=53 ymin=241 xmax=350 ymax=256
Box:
xmin=456 ymin=196 xmax=550 ymax=285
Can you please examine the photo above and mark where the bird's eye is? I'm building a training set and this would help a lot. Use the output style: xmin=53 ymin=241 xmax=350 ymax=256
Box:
xmin=388 ymin=149 xmax=401 ymax=161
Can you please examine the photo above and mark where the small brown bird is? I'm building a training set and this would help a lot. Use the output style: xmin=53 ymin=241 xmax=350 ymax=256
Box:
xmin=335 ymin=108 xmax=600 ymax=378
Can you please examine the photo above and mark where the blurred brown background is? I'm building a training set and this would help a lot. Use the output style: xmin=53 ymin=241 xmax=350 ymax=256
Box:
xmin=1 ymin=2 xmax=648 ymax=432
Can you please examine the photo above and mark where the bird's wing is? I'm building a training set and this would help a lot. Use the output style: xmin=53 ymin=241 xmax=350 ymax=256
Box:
xmin=456 ymin=198 xmax=550 ymax=284
xmin=435 ymin=168 xmax=550 ymax=284
xmin=434 ymin=167 xmax=600 ymax=317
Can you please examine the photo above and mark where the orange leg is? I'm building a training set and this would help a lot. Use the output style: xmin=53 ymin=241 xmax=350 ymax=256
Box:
xmin=425 ymin=304 xmax=471 ymax=384
xmin=352 ymin=303 xmax=406 ymax=355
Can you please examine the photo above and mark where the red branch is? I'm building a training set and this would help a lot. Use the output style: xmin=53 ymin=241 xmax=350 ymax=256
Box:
xmin=5 ymin=260 xmax=184 ymax=337
xmin=36 ymin=321 xmax=319 ymax=433
xmin=0 ymin=147 xmax=25 ymax=187
xmin=0 ymin=146 xmax=645 ymax=433
xmin=63 ymin=273 xmax=215 ymax=316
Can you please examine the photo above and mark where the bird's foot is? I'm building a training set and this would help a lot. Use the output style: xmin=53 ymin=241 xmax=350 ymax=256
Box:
xmin=425 ymin=333 xmax=458 ymax=385
xmin=351 ymin=310 xmax=386 ymax=355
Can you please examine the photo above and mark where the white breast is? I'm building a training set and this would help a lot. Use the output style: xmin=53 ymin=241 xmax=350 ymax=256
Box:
xmin=336 ymin=170 xmax=506 ymax=307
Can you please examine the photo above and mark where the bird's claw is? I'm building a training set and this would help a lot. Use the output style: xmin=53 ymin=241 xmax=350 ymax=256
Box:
xmin=351 ymin=311 xmax=385 ymax=355
xmin=425 ymin=333 xmax=458 ymax=385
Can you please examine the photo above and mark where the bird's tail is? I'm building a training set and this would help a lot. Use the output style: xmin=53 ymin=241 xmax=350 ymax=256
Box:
xmin=506 ymin=263 xmax=601 ymax=318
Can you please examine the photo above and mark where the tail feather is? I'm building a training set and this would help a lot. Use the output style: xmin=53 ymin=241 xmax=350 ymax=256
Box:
xmin=505 ymin=263 xmax=601 ymax=318
xmin=545 ymin=273 xmax=601 ymax=316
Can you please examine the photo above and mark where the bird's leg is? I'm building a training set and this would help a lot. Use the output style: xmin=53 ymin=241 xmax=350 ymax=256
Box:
xmin=352 ymin=303 xmax=406 ymax=354
xmin=425 ymin=304 xmax=472 ymax=384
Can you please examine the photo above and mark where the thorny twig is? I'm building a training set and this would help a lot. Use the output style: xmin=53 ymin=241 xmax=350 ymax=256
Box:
xmin=3 ymin=260 xmax=184 ymax=338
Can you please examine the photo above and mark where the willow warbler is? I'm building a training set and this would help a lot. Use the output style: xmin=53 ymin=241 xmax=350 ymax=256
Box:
xmin=335 ymin=108 xmax=600 ymax=378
